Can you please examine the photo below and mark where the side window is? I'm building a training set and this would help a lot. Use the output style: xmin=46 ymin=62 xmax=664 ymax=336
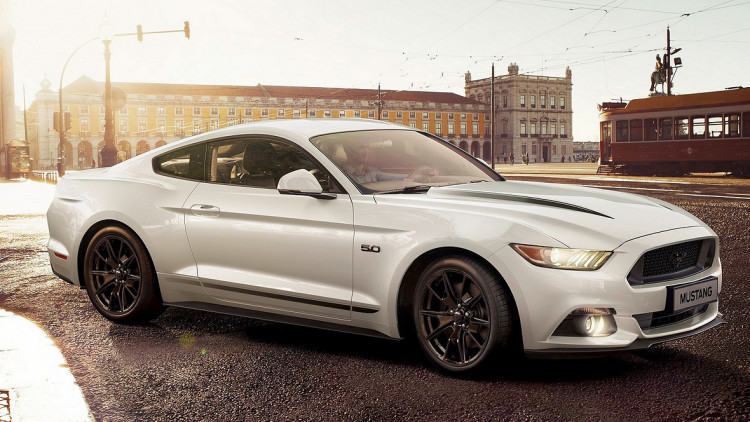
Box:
xmin=153 ymin=143 xmax=206 ymax=181
xmin=206 ymin=138 xmax=339 ymax=192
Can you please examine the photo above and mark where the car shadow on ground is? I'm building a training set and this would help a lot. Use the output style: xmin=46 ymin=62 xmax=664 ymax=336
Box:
xmin=107 ymin=306 xmax=746 ymax=385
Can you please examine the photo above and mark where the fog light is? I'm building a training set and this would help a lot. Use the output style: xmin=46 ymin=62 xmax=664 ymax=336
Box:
xmin=578 ymin=315 xmax=610 ymax=336
xmin=552 ymin=307 xmax=617 ymax=337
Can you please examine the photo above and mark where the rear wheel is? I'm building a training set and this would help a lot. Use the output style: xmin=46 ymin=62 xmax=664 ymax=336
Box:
xmin=83 ymin=226 xmax=164 ymax=322
xmin=413 ymin=256 xmax=514 ymax=373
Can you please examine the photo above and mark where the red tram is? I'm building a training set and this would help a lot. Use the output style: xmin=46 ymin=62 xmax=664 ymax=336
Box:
xmin=598 ymin=88 xmax=750 ymax=176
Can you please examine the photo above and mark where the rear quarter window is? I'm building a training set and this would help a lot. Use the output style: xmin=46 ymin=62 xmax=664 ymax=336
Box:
xmin=153 ymin=143 xmax=206 ymax=181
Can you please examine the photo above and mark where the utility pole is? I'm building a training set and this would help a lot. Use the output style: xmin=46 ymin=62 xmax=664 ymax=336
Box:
xmin=664 ymin=26 xmax=682 ymax=96
xmin=100 ymin=29 xmax=117 ymax=167
xmin=666 ymin=27 xmax=672 ymax=96
xmin=376 ymin=83 xmax=383 ymax=120
xmin=23 ymin=85 xmax=28 ymax=146
xmin=490 ymin=63 xmax=495 ymax=170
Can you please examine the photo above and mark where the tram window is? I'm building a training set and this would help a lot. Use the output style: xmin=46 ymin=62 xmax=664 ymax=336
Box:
xmin=691 ymin=116 xmax=706 ymax=138
xmin=707 ymin=115 xmax=723 ymax=138
xmin=630 ymin=119 xmax=643 ymax=142
xmin=743 ymin=112 xmax=750 ymax=137
xmin=616 ymin=120 xmax=629 ymax=142
xmin=601 ymin=121 xmax=612 ymax=144
xmin=644 ymin=118 xmax=658 ymax=141
xmin=725 ymin=114 xmax=740 ymax=137
xmin=675 ymin=117 xmax=689 ymax=140
xmin=659 ymin=117 xmax=673 ymax=140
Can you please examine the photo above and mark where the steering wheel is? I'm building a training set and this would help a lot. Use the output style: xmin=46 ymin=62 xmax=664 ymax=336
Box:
xmin=407 ymin=166 xmax=439 ymax=183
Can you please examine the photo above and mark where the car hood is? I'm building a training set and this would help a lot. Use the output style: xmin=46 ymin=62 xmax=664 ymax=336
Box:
xmin=420 ymin=180 xmax=705 ymax=250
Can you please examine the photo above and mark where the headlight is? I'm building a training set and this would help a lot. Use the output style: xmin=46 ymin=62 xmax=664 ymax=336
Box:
xmin=510 ymin=244 xmax=612 ymax=270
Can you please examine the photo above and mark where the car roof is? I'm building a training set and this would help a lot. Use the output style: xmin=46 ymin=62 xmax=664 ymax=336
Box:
xmin=217 ymin=118 xmax=410 ymax=139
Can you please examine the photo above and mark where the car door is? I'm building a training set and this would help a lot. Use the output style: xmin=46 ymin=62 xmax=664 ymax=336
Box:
xmin=184 ymin=136 xmax=354 ymax=320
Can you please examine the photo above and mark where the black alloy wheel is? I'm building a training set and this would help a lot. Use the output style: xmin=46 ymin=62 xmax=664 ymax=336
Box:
xmin=414 ymin=256 xmax=513 ymax=372
xmin=83 ymin=226 xmax=163 ymax=322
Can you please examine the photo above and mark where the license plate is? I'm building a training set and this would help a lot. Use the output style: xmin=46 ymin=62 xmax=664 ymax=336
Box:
xmin=668 ymin=277 xmax=718 ymax=313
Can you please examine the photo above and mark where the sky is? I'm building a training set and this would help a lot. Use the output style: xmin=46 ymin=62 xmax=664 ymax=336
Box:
xmin=7 ymin=0 xmax=750 ymax=141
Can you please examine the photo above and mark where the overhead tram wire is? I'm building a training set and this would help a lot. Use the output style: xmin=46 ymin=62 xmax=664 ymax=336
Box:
xmin=207 ymin=0 xmax=749 ymax=95
xmin=507 ymin=0 xmax=684 ymax=14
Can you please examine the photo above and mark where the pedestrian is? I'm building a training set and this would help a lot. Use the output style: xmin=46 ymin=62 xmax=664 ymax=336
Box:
xmin=561 ymin=155 xmax=565 ymax=163
xmin=509 ymin=152 xmax=514 ymax=165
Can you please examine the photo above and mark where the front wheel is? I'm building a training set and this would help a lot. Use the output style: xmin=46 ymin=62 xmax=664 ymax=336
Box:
xmin=413 ymin=256 xmax=514 ymax=373
xmin=82 ymin=226 xmax=164 ymax=323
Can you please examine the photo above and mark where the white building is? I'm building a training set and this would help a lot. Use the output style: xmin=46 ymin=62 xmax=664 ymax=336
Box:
xmin=465 ymin=63 xmax=574 ymax=163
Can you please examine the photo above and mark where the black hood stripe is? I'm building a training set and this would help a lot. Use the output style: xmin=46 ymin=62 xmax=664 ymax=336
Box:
xmin=444 ymin=190 xmax=613 ymax=219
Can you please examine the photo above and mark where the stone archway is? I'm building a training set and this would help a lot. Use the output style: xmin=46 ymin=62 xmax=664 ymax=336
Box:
xmin=77 ymin=141 xmax=93 ymax=169
xmin=136 ymin=140 xmax=150 ymax=156
xmin=458 ymin=140 xmax=469 ymax=152
xmin=155 ymin=140 xmax=167 ymax=148
xmin=117 ymin=141 xmax=132 ymax=162
xmin=470 ymin=141 xmax=480 ymax=157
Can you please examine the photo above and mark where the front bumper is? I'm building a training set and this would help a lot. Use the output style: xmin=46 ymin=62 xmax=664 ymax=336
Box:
xmin=488 ymin=226 xmax=723 ymax=353
xmin=525 ymin=315 xmax=726 ymax=358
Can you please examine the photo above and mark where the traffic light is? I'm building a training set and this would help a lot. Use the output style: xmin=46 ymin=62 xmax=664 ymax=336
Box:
xmin=137 ymin=24 xmax=143 ymax=42
xmin=53 ymin=112 xmax=72 ymax=132
xmin=184 ymin=21 xmax=190 ymax=39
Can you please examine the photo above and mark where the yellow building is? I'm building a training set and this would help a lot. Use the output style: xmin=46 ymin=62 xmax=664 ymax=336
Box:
xmin=27 ymin=76 xmax=490 ymax=170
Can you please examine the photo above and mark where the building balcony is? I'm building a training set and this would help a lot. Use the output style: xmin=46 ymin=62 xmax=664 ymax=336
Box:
xmin=520 ymin=134 xmax=528 ymax=137
xmin=79 ymin=131 xmax=91 ymax=138
xmin=472 ymin=134 xmax=480 ymax=138
xmin=137 ymin=131 xmax=148 ymax=137
xmin=561 ymin=134 xmax=568 ymax=138
xmin=174 ymin=130 xmax=185 ymax=137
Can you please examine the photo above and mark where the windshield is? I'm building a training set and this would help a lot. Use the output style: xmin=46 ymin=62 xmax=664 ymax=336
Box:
xmin=311 ymin=129 xmax=502 ymax=193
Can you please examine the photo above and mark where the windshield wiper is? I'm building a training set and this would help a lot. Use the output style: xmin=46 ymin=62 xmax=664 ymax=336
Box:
xmin=375 ymin=185 xmax=432 ymax=195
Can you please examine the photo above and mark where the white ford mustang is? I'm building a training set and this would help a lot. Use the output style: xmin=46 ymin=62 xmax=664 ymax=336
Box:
xmin=47 ymin=119 xmax=724 ymax=372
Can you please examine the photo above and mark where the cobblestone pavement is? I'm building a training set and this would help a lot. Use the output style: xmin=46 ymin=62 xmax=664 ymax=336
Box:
xmin=0 ymin=176 xmax=748 ymax=421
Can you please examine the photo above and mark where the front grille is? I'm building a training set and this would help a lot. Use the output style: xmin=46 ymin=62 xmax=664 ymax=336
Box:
xmin=634 ymin=304 xmax=709 ymax=330
xmin=628 ymin=239 xmax=715 ymax=285
xmin=642 ymin=240 xmax=702 ymax=278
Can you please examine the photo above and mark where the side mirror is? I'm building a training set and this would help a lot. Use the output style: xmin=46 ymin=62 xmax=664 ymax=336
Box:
xmin=277 ymin=169 xmax=336 ymax=200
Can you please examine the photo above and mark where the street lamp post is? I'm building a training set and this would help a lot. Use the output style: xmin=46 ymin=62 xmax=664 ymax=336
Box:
xmin=99 ymin=19 xmax=118 ymax=167
xmin=58 ymin=19 xmax=189 ymax=169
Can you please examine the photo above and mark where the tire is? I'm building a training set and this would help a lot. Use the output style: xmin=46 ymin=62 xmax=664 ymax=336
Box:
xmin=413 ymin=256 xmax=514 ymax=373
xmin=82 ymin=226 xmax=164 ymax=323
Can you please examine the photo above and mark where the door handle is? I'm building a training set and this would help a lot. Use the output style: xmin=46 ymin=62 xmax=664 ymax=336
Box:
xmin=190 ymin=204 xmax=220 ymax=217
